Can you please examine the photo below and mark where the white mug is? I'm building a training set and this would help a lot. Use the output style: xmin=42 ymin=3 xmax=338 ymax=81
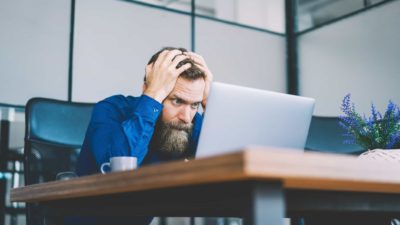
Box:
xmin=100 ymin=156 xmax=137 ymax=174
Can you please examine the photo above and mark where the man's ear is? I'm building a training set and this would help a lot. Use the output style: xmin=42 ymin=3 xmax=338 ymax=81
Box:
xmin=142 ymin=83 xmax=147 ymax=92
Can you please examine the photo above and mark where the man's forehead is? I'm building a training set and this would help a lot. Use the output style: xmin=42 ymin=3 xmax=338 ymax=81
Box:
xmin=169 ymin=78 xmax=205 ymax=102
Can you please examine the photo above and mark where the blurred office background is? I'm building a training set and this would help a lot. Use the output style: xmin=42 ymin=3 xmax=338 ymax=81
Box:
xmin=0 ymin=0 xmax=399 ymax=225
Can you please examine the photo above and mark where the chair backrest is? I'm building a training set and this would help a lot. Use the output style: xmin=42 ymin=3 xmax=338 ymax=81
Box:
xmin=24 ymin=97 xmax=93 ymax=184
xmin=24 ymin=98 xmax=93 ymax=225
xmin=305 ymin=116 xmax=364 ymax=155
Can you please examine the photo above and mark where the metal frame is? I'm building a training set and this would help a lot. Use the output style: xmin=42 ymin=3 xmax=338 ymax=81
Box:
xmin=285 ymin=0 xmax=298 ymax=95
xmin=67 ymin=0 xmax=76 ymax=102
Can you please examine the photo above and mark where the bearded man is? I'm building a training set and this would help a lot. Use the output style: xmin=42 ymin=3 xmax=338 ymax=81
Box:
xmin=73 ymin=47 xmax=212 ymax=225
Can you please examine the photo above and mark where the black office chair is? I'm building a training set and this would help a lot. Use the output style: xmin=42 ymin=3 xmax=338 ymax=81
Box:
xmin=24 ymin=97 xmax=93 ymax=225
xmin=305 ymin=116 xmax=364 ymax=155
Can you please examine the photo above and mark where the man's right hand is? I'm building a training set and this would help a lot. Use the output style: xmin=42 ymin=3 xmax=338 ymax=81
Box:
xmin=143 ymin=50 xmax=191 ymax=103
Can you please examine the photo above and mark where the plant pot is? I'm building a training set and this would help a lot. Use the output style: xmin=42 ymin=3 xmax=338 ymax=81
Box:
xmin=358 ymin=149 xmax=400 ymax=163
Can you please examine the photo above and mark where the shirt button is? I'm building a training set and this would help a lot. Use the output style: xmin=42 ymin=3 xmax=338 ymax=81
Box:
xmin=153 ymin=108 xmax=159 ymax=113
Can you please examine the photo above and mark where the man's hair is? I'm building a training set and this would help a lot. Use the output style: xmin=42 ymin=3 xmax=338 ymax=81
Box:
xmin=144 ymin=47 xmax=205 ymax=82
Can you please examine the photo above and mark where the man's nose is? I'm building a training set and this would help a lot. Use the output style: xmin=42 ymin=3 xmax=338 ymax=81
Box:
xmin=178 ymin=106 xmax=192 ymax=124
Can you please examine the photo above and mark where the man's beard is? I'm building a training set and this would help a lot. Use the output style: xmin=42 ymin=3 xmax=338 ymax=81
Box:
xmin=150 ymin=119 xmax=193 ymax=157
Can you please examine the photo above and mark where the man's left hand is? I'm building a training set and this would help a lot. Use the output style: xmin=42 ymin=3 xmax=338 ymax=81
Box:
xmin=185 ymin=52 xmax=213 ymax=110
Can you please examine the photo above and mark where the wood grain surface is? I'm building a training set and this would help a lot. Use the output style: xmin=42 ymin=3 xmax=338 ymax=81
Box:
xmin=11 ymin=148 xmax=400 ymax=203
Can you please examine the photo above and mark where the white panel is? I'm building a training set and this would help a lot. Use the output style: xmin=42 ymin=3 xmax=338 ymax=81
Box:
xmin=199 ymin=0 xmax=285 ymax=33
xmin=72 ymin=0 xmax=190 ymax=102
xmin=236 ymin=0 xmax=285 ymax=33
xmin=299 ymin=1 xmax=400 ymax=116
xmin=0 ymin=0 xmax=70 ymax=105
xmin=196 ymin=18 xmax=286 ymax=93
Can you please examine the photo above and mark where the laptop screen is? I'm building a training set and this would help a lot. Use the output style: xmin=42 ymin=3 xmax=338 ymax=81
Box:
xmin=196 ymin=82 xmax=315 ymax=158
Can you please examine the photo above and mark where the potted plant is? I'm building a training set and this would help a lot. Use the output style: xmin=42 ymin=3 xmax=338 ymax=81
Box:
xmin=339 ymin=94 xmax=400 ymax=161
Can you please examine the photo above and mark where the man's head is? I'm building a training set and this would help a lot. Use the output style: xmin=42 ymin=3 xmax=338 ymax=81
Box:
xmin=144 ymin=47 xmax=205 ymax=83
xmin=146 ymin=47 xmax=206 ymax=157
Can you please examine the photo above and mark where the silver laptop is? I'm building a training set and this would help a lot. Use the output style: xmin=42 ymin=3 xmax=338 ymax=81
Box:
xmin=196 ymin=82 xmax=315 ymax=158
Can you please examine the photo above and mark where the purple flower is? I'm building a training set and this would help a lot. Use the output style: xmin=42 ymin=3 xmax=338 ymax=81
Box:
xmin=339 ymin=94 xmax=400 ymax=150
xmin=387 ymin=131 xmax=400 ymax=149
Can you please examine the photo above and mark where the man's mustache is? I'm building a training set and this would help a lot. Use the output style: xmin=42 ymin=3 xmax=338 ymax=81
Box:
xmin=165 ymin=121 xmax=192 ymax=132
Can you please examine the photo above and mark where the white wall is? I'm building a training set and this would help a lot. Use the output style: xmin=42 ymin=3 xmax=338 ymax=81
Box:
xmin=72 ymin=0 xmax=191 ymax=102
xmin=0 ymin=0 xmax=286 ymax=106
xmin=72 ymin=0 xmax=286 ymax=102
xmin=0 ymin=0 xmax=70 ymax=106
xmin=236 ymin=0 xmax=285 ymax=33
xmin=213 ymin=0 xmax=285 ymax=33
xmin=196 ymin=18 xmax=287 ymax=93
xmin=299 ymin=0 xmax=400 ymax=116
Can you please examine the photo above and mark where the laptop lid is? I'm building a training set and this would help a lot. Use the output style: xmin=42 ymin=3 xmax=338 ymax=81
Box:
xmin=196 ymin=82 xmax=315 ymax=158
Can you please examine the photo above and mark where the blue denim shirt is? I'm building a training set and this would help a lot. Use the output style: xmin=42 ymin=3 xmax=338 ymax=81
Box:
xmin=72 ymin=94 xmax=202 ymax=225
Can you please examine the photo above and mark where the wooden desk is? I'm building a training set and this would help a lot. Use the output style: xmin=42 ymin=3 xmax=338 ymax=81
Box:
xmin=11 ymin=148 xmax=400 ymax=225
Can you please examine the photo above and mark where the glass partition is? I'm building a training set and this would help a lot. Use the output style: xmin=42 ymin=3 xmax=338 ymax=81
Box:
xmin=131 ymin=0 xmax=192 ymax=13
xmin=0 ymin=0 xmax=70 ymax=105
xmin=196 ymin=0 xmax=285 ymax=33
xmin=72 ymin=0 xmax=191 ymax=102
xmin=134 ymin=0 xmax=286 ymax=33
xmin=298 ymin=0 xmax=400 ymax=116
xmin=297 ymin=0 xmax=392 ymax=32
xmin=196 ymin=17 xmax=287 ymax=93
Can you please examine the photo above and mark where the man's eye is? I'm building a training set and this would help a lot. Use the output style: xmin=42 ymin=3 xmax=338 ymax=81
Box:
xmin=191 ymin=103 xmax=200 ymax=109
xmin=172 ymin=99 xmax=183 ymax=105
